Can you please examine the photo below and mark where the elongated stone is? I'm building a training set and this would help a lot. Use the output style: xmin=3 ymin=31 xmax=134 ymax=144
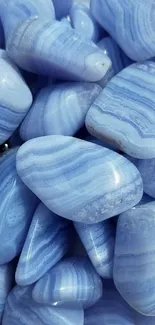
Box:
xmin=114 ymin=201 xmax=155 ymax=316
xmin=86 ymin=61 xmax=155 ymax=159
xmin=74 ymin=220 xmax=115 ymax=278
xmin=0 ymin=148 xmax=38 ymax=264
xmin=0 ymin=263 xmax=14 ymax=322
xmin=0 ymin=50 xmax=32 ymax=144
xmin=90 ymin=0 xmax=155 ymax=61
xmin=70 ymin=4 xmax=102 ymax=43
xmin=1 ymin=7 xmax=111 ymax=82
xmin=52 ymin=0 xmax=72 ymax=19
xmin=3 ymin=285 xmax=84 ymax=325
xmin=84 ymin=280 xmax=135 ymax=325
xmin=33 ymin=257 xmax=102 ymax=308
xmin=16 ymin=135 xmax=143 ymax=223
xmin=16 ymin=203 xmax=71 ymax=286
xmin=20 ymin=83 xmax=101 ymax=141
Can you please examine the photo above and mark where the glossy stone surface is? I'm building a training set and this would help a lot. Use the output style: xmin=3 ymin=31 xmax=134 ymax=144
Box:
xmin=74 ymin=220 xmax=115 ymax=278
xmin=33 ymin=257 xmax=102 ymax=308
xmin=3 ymin=285 xmax=84 ymax=325
xmin=16 ymin=203 xmax=71 ymax=286
xmin=90 ymin=0 xmax=155 ymax=61
xmin=86 ymin=61 xmax=155 ymax=159
xmin=16 ymin=135 xmax=143 ymax=223
xmin=52 ymin=0 xmax=72 ymax=19
xmin=114 ymin=201 xmax=155 ymax=316
xmin=0 ymin=148 xmax=38 ymax=264
xmin=70 ymin=4 xmax=102 ymax=43
xmin=97 ymin=36 xmax=132 ymax=87
xmin=84 ymin=280 xmax=135 ymax=325
xmin=3 ymin=12 xmax=111 ymax=81
xmin=85 ymin=135 xmax=120 ymax=152
xmin=0 ymin=263 xmax=14 ymax=322
xmin=136 ymin=159 xmax=155 ymax=199
xmin=20 ymin=83 xmax=101 ymax=141
xmin=0 ymin=50 xmax=32 ymax=144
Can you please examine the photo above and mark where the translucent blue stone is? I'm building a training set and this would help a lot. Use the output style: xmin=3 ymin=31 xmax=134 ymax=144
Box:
xmin=0 ymin=50 xmax=32 ymax=144
xmin=20 ymin=83 xmax=101 ymax=141
xmin=114 ymin=201 xmax=155 ymax=316
xmin=33 ymin=257 xmax=102 ymax=308
xmin=0 ymin=149 xmax=38 ymax=264
xmin=0 ymin=263 xmax=14 ymax=322
xmin=86 ymin=61 xmax=155 ymax=159
xmin=74 ymin=220 xmax=115 ymax=278
xmin=90 ymin=0 xmax=155 ymax=61
xmin=70 ymin=4 xmax=102 ymax=43
xmin=52 ymin=0 xmax=72 ymax=19
xmin=16 ymin=135 xmax=143 ymax=223
xmin=3 ymin=285 xmax=84 ymax=325
xmin=84 ymin=280 xmax=135 ymax=325
xmin=15 ymin=203 xmax=71 ymax=286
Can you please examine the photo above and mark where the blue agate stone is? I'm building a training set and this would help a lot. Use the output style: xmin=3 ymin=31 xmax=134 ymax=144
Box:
xmin=52 ymin=0 xmax=72 ymax=19
xmin=70 ymin=4 xmax=102 ymax=43
xmin=0 ymin=50 xmax=32 ymax=144
xmin=97 ymin=36 xmax=132 ymax=88
xmin=86 ymin=61 xmax=155 ymax=159
xmin=85 ymin=135 xmax=120 ymax=152
xmin=90 ymin=0 xmax=155 ymax=61
xmin=0 ymin=148 xmax=38 ymax=264
xmin=1 ymin=5 xmax=111 ymax=82
xmin=0 ymin=263 xmax=14 ymax=322
xmin=3 ymin=285 xmax=84 ymax=325
xmin=33 ymin=257 xmax=102 ymax=308
xmin=20 ymin=83 xmax=101 ymax=141
xmin=15 ymin=203 xmax=71 ymax=286
xmin=74 ymin=220 xmax=115 ymax=278
xmin=114 ymin=201 xmax=155 ymax=316
xmin=16 ymin=135 xmax=143 ymax=223
xmin=84 ymin=280 xmax=135 ymax=325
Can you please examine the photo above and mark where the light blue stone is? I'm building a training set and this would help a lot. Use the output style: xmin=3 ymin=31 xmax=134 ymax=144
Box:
xmin=33 ymin=257 xmax=102 ymax=308
xmin=84 ymin=280 xmax=135 ymax=325
xmin=3 ymin=285 xmax=84 ymax=325
xmin=74 ymin=220 xmax=115 ymax=278
xmin=0 ymin=263 xmax=14 ymax=322
xmin=86 ymin=61 xmax=155 ymax=159
xmin=114 ymin=201 xmax=155 ymax=316
xmin=85 ymin=135 xmax=120 ymax=152
xmin=1 ymin=3 xmax=111 ymax=82
xmin=15 ymin=203 xmax=71 ymax=286
xmin=0 ymin=148 xmax=38 ymax=264
xmin=0 ymin=50 xmax=32 ymax=144
xmin=20 ymin=83 xmax=101 ymax=141
xmin=16 ymin=135 xmax=143 ymax=223
xmin=61 ymin=17 xmax=72 ymax=28
xmin=97 ymin=36 xmax=132 ymax=87
xmin=52 ymin=0 xmax=72 ymax=19
xmin=90 ymin=0 xmax=155 ymax=61
xmin=70 ymin=4 xmax=102 ymax=43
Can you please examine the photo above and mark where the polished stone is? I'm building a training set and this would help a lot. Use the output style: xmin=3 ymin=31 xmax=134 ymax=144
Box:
xmin=33 ymin=257 xmax=102 ymax=308
xmin=114 ymin=201 xmax=155 ymax=316
xmin=0 ymin=263 xmax=14 ymax=322
xmin=1 ymin=4 xmax=111 ymax=82
xmin=52 ymin=0 xmax=72 ymax=19
xmin=70 ymin=4 xmax=102 ymax=43
xmin=20 ymin=83 xmax=101 ymax=141
xmin=90 ymin=0 xmax=155 ymax=61
xmin=84 ymin=280 xmax=135 ymax=325
xmin=3 ymin=285 xmax=84 ymax=325
xmin=97 ymin=36 xmax=132 ymax=88
xmin=86 ymin=61 xmax=155 ymax=159
xmin=16 ymin=135 xmax=143 ymax=223
xmin=16 ymin=203 xmax=71 ymax=286
xmin=74 ymin=220 xmax=115 ymax=278
xmin=85 ymin=135 xmax=120 ymax=152
xmin=0 ymin=50 xmax=32 ymax=144
xmin=0 ymin=148 xmax=38 ymax=264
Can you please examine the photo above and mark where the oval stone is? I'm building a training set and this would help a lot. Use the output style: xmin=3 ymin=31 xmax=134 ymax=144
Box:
xmin=16 ymin=135 xmax=143 ymax=223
